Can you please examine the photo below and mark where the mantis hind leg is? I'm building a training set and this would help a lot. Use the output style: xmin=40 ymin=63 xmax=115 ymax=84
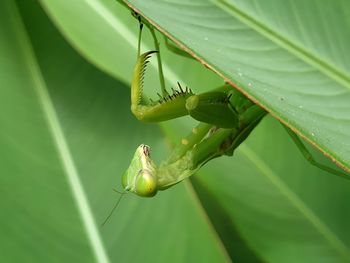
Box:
xmin=164 ymin=37 xmax=193 ymax=59
xmin=283 ymin=125 xmax=350 ymax=180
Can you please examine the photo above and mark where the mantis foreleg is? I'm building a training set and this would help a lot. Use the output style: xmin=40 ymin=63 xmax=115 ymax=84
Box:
xmin=131 ymin=51 xmax=238 ymax=125
xmin=130 ymin=17 xmax=195 ymax=122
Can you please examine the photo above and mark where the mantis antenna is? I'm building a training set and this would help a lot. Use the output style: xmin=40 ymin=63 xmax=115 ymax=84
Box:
xmin=101 ymin=190 xmax=127 ymax=227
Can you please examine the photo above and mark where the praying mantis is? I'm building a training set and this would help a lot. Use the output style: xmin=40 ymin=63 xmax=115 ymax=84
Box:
xmin=101 ymin=10 xmax=350 ymax=226
xmin=119 ymin=13 xmax=350 ymax=199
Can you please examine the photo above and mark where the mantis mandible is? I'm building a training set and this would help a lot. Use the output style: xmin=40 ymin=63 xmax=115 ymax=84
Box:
xmin=120 ymin=13 xmax=350 ymax=198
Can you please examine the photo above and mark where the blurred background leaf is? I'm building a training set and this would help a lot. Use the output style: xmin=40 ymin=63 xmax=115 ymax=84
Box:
xmin=0 ymin=0 xmax=349 ymax=262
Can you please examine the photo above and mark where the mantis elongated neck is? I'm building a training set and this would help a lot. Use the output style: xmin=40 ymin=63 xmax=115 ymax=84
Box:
xmin=156 ymin=126 xmax=237 ymax=190
xmin=157 ymin=151 xmax=196 ymax=190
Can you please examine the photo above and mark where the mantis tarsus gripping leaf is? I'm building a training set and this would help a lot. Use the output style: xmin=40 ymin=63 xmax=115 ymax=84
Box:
xmin=120 ymin=13 xmax=350 ymax=198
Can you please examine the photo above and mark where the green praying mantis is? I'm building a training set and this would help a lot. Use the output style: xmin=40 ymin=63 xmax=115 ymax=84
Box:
xmin=102 ymin=11 xmax=350 ymax=225
xmin=120 ymin=13 xmax=350 ymax=198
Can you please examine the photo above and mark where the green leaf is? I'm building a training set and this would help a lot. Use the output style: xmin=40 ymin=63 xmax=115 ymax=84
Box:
xmin=3 ymin=0 xmax=350 ymax=262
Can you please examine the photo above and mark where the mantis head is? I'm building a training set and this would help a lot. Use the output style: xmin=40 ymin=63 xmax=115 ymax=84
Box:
xmin=122 ymin=144 xmax=158 ymax=197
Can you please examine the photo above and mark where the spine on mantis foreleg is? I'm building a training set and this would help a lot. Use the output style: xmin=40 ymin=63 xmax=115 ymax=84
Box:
xmin=131 ymin=51 xmax=194 ymax=122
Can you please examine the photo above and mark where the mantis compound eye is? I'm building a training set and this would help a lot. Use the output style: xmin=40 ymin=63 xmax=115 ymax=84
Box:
xmin=135 ymin=169 xmax=158 ymax=197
